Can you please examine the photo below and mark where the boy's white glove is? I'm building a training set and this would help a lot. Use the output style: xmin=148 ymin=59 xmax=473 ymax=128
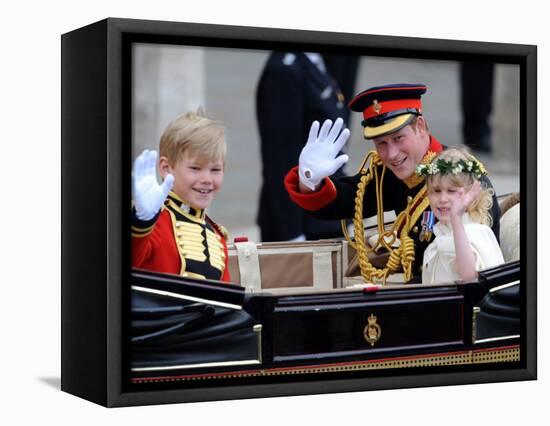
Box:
xmin=132 ymin=150 xmax=174 ymax=221
xmin=298 ymin=118 xmax=350 ymax=191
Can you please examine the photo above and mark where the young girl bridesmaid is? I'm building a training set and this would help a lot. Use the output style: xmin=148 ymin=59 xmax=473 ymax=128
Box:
xmin=416 ymin=147 xmax=504 ymax=285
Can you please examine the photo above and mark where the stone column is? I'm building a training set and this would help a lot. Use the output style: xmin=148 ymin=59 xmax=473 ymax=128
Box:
xmin=492 ymin=64 xmax=521 ymax=173
xmin=132 ymin=44 xmax=206 ymax=159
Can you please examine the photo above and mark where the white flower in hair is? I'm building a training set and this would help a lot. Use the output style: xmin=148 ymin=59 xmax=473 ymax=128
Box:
xmin=452 ymin=163 xmax=464 ymax=174
xmin=428 ymin=163 xmax=439 ymax=174
xmin=466 ymin=161 xmax=473 ymax=171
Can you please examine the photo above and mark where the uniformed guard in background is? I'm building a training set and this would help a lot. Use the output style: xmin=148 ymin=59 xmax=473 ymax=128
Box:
xmin=284 ymin=83 xmax=501 ymax=283
xmin=256 ymin=51 xmax=354 ymax=242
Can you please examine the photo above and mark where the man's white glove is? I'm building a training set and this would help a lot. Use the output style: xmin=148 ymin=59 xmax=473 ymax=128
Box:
xmin=132 ymin=150 xmax=174 ymax=221
xmin=298 ymin=118 xmax=350 ymax=191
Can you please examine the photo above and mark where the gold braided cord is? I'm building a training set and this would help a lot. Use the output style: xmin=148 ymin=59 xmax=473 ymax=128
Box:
xmin=341 ymin=151 xmax=382 ymax=250
xmin=374 ymin=165 xmax=394 ymax=252
xmin=340 ymin=150 xmax=419 ymax=285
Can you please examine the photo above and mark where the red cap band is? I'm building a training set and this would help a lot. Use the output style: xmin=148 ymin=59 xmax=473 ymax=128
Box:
xmin=363 ymin=99 xmax=422 ymax=120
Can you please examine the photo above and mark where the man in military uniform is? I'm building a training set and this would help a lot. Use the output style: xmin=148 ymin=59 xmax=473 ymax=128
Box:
xmin=284 ymin=83 xmax=500 ymax=283
xmin=256 ymin=51 xmax=351 ymax=242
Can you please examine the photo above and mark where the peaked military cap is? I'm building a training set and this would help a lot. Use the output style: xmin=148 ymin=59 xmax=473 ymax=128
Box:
xmin=349 ymin=83 xmax=427 ymax=139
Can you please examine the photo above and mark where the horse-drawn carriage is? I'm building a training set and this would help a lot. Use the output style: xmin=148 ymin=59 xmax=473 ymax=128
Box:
xmin=130 ymin=193 xmax=520 ymax=384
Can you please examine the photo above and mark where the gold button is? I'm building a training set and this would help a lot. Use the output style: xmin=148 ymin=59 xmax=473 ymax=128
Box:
xmin=413 ymin=226 xmax=419 ymax=234
xmin=407 ymin=196 xmax=413 ymax=203
xmin=180 ymin=251 xmax=187 ymax=256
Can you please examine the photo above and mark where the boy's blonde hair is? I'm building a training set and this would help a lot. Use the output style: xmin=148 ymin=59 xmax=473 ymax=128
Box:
xmin=159 ymin=111 xmax=226 ymax=166
xmin=426 ymin=147 xmax=494 ymax=226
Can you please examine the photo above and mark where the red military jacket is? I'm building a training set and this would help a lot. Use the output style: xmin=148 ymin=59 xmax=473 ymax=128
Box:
xmin=131 ymin=192 xmax=231 ymax=282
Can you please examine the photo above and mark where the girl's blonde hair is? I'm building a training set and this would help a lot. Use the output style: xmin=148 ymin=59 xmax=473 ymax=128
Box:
xmin=426 ymin=147 xmax=493 ymax=226
xmin=159 ymin=110 xmax=226 ymax=167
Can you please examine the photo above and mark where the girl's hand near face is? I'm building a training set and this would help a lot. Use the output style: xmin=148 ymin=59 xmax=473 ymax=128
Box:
xmin=450 ymin=180 xmax=481 ymax=221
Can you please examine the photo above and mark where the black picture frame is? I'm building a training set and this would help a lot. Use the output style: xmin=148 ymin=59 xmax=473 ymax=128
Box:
xmin=61 ymin=17 xmax=537 ymax=407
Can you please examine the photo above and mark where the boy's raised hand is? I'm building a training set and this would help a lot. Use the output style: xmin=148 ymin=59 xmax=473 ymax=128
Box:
xmin=132 ymin=150 xmax=174 ymax=221
xmin=298 ymin=118 xmax=350 ymax=191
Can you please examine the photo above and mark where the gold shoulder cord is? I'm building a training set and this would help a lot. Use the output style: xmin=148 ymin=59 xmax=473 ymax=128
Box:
xmin=340 ymin=151 xmax=428 ymax=285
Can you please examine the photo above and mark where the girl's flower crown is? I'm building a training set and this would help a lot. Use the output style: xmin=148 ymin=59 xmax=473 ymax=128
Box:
xmin=415 ymin=157 xmax=487 ymax=179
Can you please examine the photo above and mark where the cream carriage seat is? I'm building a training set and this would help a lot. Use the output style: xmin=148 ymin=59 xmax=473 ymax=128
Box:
xmin=499 ymin=192 xmax=520 ymax=262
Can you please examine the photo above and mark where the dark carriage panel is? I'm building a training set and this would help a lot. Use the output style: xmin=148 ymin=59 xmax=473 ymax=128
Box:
xmin=474 ymin=260 xmax=521 ymax=342
xmin=269 ymin=288 xmax=464 ymax=362
xmin=129 ymin=257 xmax=522 ymax=384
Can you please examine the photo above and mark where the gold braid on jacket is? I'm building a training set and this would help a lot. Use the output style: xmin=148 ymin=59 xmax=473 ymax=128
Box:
xmin=341 ymin=150 xmax=433 ymax=285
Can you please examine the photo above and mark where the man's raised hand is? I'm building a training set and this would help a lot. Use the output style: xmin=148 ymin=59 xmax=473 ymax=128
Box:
xmin=298 ymin=118 xmax=350 ymax=191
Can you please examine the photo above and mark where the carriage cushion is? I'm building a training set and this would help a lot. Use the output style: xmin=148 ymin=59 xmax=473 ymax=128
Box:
xmin=500 ymin=203 xmax=520 ymax=262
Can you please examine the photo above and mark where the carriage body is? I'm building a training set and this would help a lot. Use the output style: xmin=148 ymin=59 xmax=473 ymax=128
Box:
xmin=130 ymin=195 xmax=520 ymax=383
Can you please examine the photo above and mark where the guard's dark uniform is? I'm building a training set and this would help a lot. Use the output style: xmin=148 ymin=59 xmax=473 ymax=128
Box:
xmin=256 ymin=52 xmax=348 ymax=242
xmin=285 ymin=83 xmax=501 ymax=282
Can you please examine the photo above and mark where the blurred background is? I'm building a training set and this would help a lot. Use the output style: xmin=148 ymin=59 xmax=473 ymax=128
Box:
xmin=132 ymin=43 xmax=520 ymax=241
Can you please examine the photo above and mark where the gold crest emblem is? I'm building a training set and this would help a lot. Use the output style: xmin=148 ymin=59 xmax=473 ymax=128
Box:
xmin=363 ymin=314 xmax=382 ymax=346
xmin=372 ymin=99 xmax=382 ymax=114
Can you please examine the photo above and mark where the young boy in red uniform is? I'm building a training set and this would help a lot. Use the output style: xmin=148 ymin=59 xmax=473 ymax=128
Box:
xmin=131 ymin=111 xmax=231 ymax=282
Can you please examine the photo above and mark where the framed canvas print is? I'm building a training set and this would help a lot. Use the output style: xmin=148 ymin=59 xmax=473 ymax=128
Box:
xmin=61 ymin=17 xmax=536 ymax=407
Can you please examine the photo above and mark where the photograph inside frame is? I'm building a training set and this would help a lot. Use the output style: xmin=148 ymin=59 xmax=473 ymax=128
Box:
xmin=129 ymin=41 xmax=521 ymax=389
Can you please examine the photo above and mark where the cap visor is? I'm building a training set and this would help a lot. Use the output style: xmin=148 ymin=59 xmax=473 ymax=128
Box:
xmin=364 ymin=114 xmax=415 ymax=139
